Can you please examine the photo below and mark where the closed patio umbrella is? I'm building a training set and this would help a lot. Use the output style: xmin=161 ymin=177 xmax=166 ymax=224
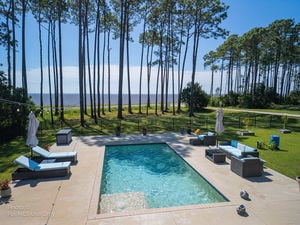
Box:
xmin=26 ymin=111 xmax=39 ymax=158
xmin=215 ymin=108 xmax=224 ymax=145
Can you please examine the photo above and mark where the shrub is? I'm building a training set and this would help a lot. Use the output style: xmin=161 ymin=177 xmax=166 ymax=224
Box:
xmin=181 ymin=82 xmax=210 ymax=111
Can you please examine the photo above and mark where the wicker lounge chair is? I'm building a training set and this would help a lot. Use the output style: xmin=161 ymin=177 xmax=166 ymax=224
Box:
xmin=32 ymin=146 xmax=77 ymax=163
xmin=12 ymin=155 xmax=71 ymax=180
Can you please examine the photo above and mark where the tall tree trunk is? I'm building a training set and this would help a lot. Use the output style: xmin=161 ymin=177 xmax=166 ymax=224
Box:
xmin=12 ymin=0 xmax=16 ymax=90
xmin=6 ymin=2 xmax=11 ymax=87
xmin=220 ymin=60 xmax=224 ymax=96
xmin=47 ymin=21 xmax=54 ymax=127
xmin=51 ymin=22 xmax=59 ymax=116
xmin=107 ymin=30 xmax=111 ymax=112
xmin=273 ymin=48 xmax=281 ymax=96
xmin=171 ymin=36 xmax=175 ymax=115
xmin=101 ymin=28 xmax=106 ymax=115
xmin=177 ymin=32 xmax=190 ymax=112
xmin=97 ymin=18 xmax=101 ymax=117
xmin=83 ymin=25 xmax=87 ymax=115
xmin=93 ymin=0 xmax=100 ymax=123
xmin=159 ymin=30 xmax=164 ymax=114
xmin=79 ymin=0 xmax=85 ymax=126
xmin=21 ymin=0 xmax=28 ymax=97
xmin=58 ymin=15 xmax=64 ymax=121
xmin=138 ymin=20 xmax=146 ymax=114
xmin=279 ymin=63 xmax=287 ymax=101
xmin=84 ymin=7 xmax=94 ymax=118
xmin=146 ymin=43 xmax=154 ymax=114
xmin=155 ymin=62 xmax=161 ymax=116
xmin=117 ymin=0 xmax=125 ymax=119
xmin=190 ymin=22 xmax=200 ymax=117
xmin=126 ymin=10 xmax=132 ymax=114
xmin=210 ymin=70 xmax=214 ymax=97
xmin=38 ymin=16 xmax=44 ymax=117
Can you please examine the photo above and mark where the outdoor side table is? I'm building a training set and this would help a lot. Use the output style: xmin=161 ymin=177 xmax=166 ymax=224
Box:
xmin=56 ymin=129 xmax=72 ymax=145
xmin=205 ymin=149 xmax=226 ymax=163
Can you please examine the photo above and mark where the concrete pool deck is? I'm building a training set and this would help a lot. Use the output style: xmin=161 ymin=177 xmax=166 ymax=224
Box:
xmin=0 ymin=133 xmax=299 ymax=225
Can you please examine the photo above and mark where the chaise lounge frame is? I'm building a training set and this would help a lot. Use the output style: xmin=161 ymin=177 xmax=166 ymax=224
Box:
xmin=32 ymin=146 xmax=77 ymax=163
xmin=12 ymin=167 xmax=70 ymax=180
xmin=12 ymin=155 xmax=71 ymax=180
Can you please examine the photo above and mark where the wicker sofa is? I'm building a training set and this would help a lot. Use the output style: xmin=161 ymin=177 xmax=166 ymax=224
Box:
xmin=231 ymin=156 xmax=265 ymax=177
xmin=219 ymin=140 xmax=259 ymax=158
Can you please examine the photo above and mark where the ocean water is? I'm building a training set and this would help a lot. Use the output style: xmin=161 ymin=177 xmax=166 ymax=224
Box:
xmin=29 ymin=93 xmax=178 ymax=106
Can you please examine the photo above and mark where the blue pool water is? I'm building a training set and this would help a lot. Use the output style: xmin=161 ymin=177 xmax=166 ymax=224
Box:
xmin=100 ymin=143 xmax=227 ymax=209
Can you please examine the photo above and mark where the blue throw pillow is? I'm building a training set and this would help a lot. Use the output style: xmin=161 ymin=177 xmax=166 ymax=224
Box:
xmin=207 ymin=132 xmax=215 ymax=136
xmin=198 ymin=135 xmax=204 ymax=140
xmin=231 ymin=140 xmax=238 ymax=147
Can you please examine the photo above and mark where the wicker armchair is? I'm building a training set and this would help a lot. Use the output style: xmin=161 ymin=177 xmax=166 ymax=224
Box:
xmin=189 ymin=135 xmax=217 ymax=146
xmin=231 ymin=156 xmax=265 ymax=177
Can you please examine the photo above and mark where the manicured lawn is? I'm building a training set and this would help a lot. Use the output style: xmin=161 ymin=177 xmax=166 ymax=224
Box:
xmin=234 ymin=128 xmax=300 ymax=179
xmin=1 ymin=106 xmax=299 ymax=180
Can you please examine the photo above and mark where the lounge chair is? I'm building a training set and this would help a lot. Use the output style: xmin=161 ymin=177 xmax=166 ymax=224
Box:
xmin=32 ymin=146 xmax=77 ymax=163
xmin=12 ymin=155 xmax=71 ymax=180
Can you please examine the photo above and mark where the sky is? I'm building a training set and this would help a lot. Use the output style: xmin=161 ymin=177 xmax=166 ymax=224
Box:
xmin=1 ymin=0 xmax=299 ymax=94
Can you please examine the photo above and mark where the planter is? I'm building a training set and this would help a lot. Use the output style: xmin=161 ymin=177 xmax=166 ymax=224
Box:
xmin=236 ymin=204 xmax=246 ymax=215
xmin=240 ymin=190 xmax=249 ymax=200
xmin=115 ymin=127 xmax=121 ymax=137
xmin=1 ymin=187 xmax=11 ymax=198
xmin=296 ymin=176 xmax=300 ymax=191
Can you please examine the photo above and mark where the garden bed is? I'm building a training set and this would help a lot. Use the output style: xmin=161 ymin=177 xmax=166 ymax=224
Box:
xmin=277 ymin=129 xmax=291 ymax=134
xmin=236 ymin=130 xmax=255 ymax=136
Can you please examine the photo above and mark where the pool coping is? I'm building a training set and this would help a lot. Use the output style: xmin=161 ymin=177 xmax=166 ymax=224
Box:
xmin=88 ymin=141 xmax=232 ymax=220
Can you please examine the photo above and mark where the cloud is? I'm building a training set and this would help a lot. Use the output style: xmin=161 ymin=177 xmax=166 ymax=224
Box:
xmin=23 ymin=65 xmax=219 ymax=94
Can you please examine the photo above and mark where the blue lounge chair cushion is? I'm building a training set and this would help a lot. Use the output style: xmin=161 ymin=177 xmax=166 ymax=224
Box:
xmin=32 ymin=146 xmax=77 ymax=159
xmin=14 ymin=155 xmax=40 ymax=171
xmin=36 ymin=161 xmax=71 ymax=171
xmin=14 ymin=155 xmax=71 ymax=171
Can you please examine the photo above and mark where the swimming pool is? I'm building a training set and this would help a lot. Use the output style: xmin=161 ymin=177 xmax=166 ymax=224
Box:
xmin=100 ymin=143 xmax=227 ymax=212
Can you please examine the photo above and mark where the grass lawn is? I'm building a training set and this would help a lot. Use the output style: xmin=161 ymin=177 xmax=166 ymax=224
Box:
xmin=1 ymin=106 xmax=299 ymax=181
